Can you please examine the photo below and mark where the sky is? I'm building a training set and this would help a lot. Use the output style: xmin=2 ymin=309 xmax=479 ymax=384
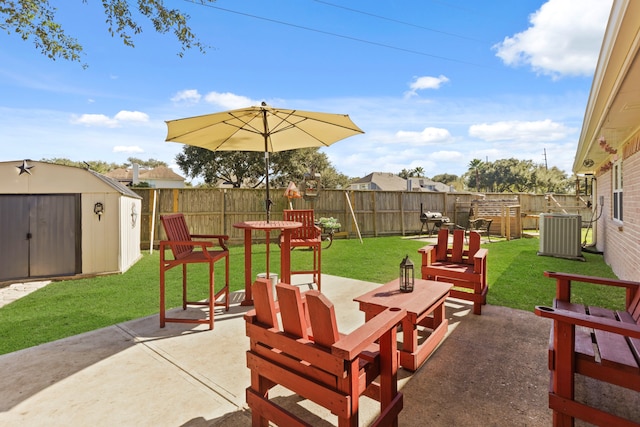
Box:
xmin=0 ymin=0 xmax=614 ymax=183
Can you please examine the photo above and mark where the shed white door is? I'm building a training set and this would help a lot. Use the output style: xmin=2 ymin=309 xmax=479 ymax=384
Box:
xmin=0 ymin=194 xmax=80 ymax=282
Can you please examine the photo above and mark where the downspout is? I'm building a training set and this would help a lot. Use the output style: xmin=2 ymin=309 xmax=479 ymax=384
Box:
xmin=583 ymin=175 xmax=604 ymax=254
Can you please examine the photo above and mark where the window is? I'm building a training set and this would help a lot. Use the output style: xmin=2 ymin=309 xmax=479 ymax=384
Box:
xmin=613 ymin=160 xmax=623 ymax=222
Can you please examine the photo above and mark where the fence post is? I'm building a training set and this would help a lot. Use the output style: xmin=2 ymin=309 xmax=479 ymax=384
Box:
xmin=172 ymin=188 xmax=179 ymax=212
xmin=400 ymin=192 xmax=405 ymax=236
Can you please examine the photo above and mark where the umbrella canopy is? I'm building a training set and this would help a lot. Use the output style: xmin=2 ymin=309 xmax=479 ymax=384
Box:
xmin=166 ymin=102 xmax=364 ymax=221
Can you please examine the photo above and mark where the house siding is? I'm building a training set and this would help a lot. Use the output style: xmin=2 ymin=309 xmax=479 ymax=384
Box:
xmin=598 ymin=145 xmax=640 ymax=280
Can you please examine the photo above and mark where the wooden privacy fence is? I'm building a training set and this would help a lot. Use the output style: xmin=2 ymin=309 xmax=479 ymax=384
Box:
xmin=133 ymin=188 xmax=593 ymax=249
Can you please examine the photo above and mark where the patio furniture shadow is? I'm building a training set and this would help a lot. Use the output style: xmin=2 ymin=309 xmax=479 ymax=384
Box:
xmin=0 ymin=290 xmax=253 ymax=413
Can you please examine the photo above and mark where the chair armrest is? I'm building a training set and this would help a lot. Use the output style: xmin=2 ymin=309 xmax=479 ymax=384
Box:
xmin=331 ymin=307 xmax=406 ymax=360
xmin=160 ymin=239 xmax=213 ymax=249
xmin=473 ymin=248 xmax=488 ymax=261
xmin=544 ymin=271 xmax=640 ymax=305
xmin=473 ymin=248 xmax=488 ymax=272
xmin=535 ymin=306 xmax=640 ymax=339
xmin=418 ymin=245 xmax=436 ymax=254
xmin=190 ymin=234 xmax=229 ymax=250
xmin=418 ymin=245 xmax=437 ymax=266
xmin=191 ymin=234 xmax=229 ymax=240
xmin=544 ymin=271 xmax=639 ymax=289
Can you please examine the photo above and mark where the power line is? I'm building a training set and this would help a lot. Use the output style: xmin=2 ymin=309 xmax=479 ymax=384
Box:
xmin=184 ymin=0 xmax=492 ymax=69
xmin=312 ymin=0 xmax=488 ymax=43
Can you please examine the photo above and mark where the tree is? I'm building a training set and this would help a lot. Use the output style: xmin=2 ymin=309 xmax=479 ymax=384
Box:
xmin=41 ymin=157 xmax=120 ymax=173
xmin=271 ymin=148 xmax=349 ymax=189
xmin=467 ymin=159 xmax=483 ymax=191
xmin=534 ymin=166 xmax=573 ymax=193
xmin=175 ymin=146 xmax=349 ymax=189
xmin=41 ymin=157 xmax=169 ymax=174
xmin=1 ymin=1 xmax=209 ymax=66
xmin=398 ymin=169 xmax=412 ymax=179
xmin=176 ymin=146 xmax=265 ymax=188
xmin=462 ymin=158 xmax=571 ymax=194
xmin=398 ymin=167 xmax=426 ymax=179
xmin=124 ymin=157 xmax=167 ymax=169
xmin=412 ymin=166 xmax=425 ymax=177
xmin=431 ymin=173 xmax=459 ymax=185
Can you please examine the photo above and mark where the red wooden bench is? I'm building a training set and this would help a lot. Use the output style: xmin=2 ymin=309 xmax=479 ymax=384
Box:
xmin=418 ymin=228 xmax=488 ymax=315
xmin=245 ymin=279 xmax=406 ymax=426
xmin=281 ymin=209 xmax=322 ymax=290
xmin=535 ymin=271 xmax=640 ymax=426
xmin=159 ymin=213 xmax=229 ymax=330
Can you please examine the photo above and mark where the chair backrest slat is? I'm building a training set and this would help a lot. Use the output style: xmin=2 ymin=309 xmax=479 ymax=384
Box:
xmin=276 ymin=282 xmax=309 ymax=339
xmin=306 ymin=290 xmax=340 ymax=348
xmin=467 ymin=232 xmax=481 ymax=265
xmin=252 ymin=279 xmax=279 ymax=328
xmin=160 ymin=213 xmax=193 ymax=259
xmin=284 ymin=209 xmax=317 ymax=240
xmin=435 ymin=229 xmax=449 ymax=261
xmin=451 ymin=229 xmax=464 ymax=263
xmin=435 ymin=229 xmax=480 ymax=265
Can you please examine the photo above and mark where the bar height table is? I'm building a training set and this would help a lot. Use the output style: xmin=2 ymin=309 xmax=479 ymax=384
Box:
xmin=233 ymin=220 xmax=302 ymax=306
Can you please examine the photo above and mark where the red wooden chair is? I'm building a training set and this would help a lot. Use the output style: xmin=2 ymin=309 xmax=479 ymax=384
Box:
xmin=159 ymin=213 xmax=229 ymax=330
xmin=280 ymin=209 xmax=322 ymax=290
xmin=535 ymin=271 xmax=640 ymax=426
xmin=418 ymin=228 xmax=488 ymax=315
xmin=245 ymin=279 xmax=406 ymax=426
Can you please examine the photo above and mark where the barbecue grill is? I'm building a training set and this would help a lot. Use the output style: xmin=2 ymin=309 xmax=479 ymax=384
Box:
xmin=419 ymin=204 xmax=450 ymax=236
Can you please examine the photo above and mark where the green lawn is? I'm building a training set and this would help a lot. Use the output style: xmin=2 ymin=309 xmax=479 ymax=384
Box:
xmin=0 ymin=234 xmax=621 ymax=355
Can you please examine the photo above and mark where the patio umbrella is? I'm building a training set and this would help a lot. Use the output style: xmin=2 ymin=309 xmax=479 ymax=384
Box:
xmin=165 ymin=102 xmax=364 ymax=221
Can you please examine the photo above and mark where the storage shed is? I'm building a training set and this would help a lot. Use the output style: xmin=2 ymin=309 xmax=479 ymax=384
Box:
xmin=0 ymin=160 xmax=142 ymax=283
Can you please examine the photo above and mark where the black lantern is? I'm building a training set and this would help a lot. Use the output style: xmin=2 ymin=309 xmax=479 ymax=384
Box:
xmin=399 ymin=255 xmax=414 ymax=293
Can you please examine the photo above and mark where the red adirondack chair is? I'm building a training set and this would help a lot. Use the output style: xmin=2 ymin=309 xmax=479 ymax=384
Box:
xmin=245 ymin=279 xmax=406 ymax=426
xmin=535 ymin=271 xmax=640 ymax=426
xmin=419 ymin=228 xmax=488 ymax=315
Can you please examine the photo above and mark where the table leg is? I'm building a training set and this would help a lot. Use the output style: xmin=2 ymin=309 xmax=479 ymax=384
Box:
xmin=280 ymin=229 xmax=292 ymax=284
xmin=402 ymin=317 xmax=418 ymax=354
xmin=433 ymin=300 xmax=444 ymax=328
xmin=241 ymin=228 xmax=253 ymax=306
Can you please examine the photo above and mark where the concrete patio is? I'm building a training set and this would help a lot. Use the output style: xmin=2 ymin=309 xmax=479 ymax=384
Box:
xmin=0 ymin=274 xmax=636 ymax=426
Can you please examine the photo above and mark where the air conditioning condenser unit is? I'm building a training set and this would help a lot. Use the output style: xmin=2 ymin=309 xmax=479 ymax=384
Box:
xmin=538 ymin=213 xmax=584 ymax=261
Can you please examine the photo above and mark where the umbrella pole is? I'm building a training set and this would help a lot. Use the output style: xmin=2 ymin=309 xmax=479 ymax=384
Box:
xmin=263 ymin=109 xmax=272 ymax=223
xmin=265 ymin=152 xmax=271 ymax=223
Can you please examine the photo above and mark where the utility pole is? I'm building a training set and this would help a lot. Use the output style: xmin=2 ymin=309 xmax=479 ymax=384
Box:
xmin=543 ymin=148 xmax=548 ymax=170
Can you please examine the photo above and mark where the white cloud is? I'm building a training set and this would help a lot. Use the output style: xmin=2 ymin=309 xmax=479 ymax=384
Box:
xmin=395 ymin=127 xmax=453 ymax=144
xmin=405 ymin=75 xmax=449 ymax=97
xmin=203 ymin=92 xmax=256 ymax=109
xmin=114 ymin=110 xmax=149 ymax=123
xmin=171 ymin=89 xmax=201 ymax=104
xmin=468 ymin=119 xmax=573 ymax=142
xmin=113 ymin=145 xmax=144 ymax=153
xmin=70 ymin=113 xmax=118 ymax=127
xmin=493 ymin=0 xmax=612 ymax=78
xmin=430 ymin=150 xmax=463 ymax=162
xmin=70 ymin=110 xmax=150 ymax=128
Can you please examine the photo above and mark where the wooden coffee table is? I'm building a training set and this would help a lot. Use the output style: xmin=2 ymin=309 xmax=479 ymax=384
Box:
xmin=354 ymin=278 xmax=452 ymax=371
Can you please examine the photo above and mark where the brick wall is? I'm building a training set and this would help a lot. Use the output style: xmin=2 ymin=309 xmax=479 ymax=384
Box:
xmin=598 ymin=147 xmax=640 ymax=280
